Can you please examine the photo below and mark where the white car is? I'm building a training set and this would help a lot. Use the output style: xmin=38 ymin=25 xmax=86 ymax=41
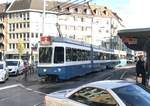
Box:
xmin=0 ymin=61 xmax=9 ymax=82
xmin=45 ymin=80 xmax=150 ymax=106
xmin=6 ymin=59 xmax=24 ymax=75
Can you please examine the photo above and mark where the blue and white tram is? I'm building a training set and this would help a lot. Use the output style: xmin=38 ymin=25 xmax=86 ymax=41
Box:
xmin=37 ymin=36 xmax=120 ymax=81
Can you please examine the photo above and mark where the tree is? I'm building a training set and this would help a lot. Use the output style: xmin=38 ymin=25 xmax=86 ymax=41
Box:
xmin=16 ymin=39 xmax=24 ymax=59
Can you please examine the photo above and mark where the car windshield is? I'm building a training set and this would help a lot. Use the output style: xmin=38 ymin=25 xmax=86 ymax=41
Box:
xmin=6 ymin=61 xmax=18 ymax=66
xmin=113 ymin=84 xmax=150 ymax=106
xmin=0 ymin=64 xmax=3 ymax=69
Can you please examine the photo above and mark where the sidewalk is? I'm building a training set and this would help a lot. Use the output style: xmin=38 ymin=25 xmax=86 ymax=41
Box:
xmin=16 ymin=70 xmax=41 ymax=85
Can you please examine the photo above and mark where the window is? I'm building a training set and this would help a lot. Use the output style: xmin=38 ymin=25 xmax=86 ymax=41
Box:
xmin=36 ymin=33 xmax=38 ymax=38
xmin=113 ymin=85 xmax=150 ymax=106
xmin=27 ymin=33 xmax=29 ymax=38
xmin=54 ymin=47 xmax=64 ymax=63
xmin=24 ymin=43 xmax=26 ymax=48
xmin=27 ymin=12 xmax=29 ymax=20
xmin=23 ymin=12 xmax=26 ymax=20
xmin=27 ymin=43 xmax=29 ymax=48
xmin=20 ymin=23 xmax=22 ymax=28
xmin=74 ymin=8 xmax=78 ymax=13
xmin=39 ymin=47 xmax=52 ymax=63
xmin=23 ymin=33 xmax=26 ymax=39
xmin=24 ymin=23 xmax=26 ymax=28
xmin=13 ymin=23 xmax=15 ymax=31
xmin=9 ymin=14 xmax=12 ymax=19
xmin=13 ymin=34 xmax=15 ymax=39
xmin=20 ymin=33 xmax=22 ymax=38
xmin=20 ymin=13 xmax=22 ymax=18
xmin=9 ymin=34 xmax=12 ymax=39
xmin=69 ymin=87 xmax=118 ymax=106
xmin=16 ymin=33 xmax=18 ymax=38
xmin=9 ymin=44 xmax=12 ymax=49
xmin=13 ymin=43 xmax=15 ymax=49
xmin=32 ymin=33 xmax=34 ymax=38
xmin=16 ymin=23 xmax=18 ymax=29
xmin=27 ymin=22 xmax=29 ymax=27
xmin=66 ymin=47 xmax=90 ymax=62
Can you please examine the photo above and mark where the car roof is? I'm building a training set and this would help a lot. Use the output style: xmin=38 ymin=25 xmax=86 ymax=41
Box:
xmin=84 ymin=80 xmax=133 ymax=89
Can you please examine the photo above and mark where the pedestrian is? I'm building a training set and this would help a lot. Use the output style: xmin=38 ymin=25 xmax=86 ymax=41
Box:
xmin=23 ymin=60 xmax=28 ymax=81
xmin=136 ymin=55 xmax=146 ymax=85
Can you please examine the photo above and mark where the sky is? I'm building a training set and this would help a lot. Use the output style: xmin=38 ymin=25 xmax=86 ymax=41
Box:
xmin=1 ymin=0 xmax=150 ymax=29
xmin=93 ymin=0 xmax=150 ymax=29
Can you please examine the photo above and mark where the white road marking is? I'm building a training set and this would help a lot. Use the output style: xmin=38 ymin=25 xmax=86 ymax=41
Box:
xmin=116 ymin=65 xmax=135 ymax=69
xmin=0 ymin=84 xmax=46 ymax=95
xmin=0 ymin=84 xmax=22 ymax=91
xmin=120 ymin=71 xmax=127 ymax=79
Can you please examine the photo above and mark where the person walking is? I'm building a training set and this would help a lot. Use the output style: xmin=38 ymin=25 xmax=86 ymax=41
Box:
xmin=23 ymin=60 xmax=29 ymax=81
xmin=136 ymin=55 xmax=146 ymax=85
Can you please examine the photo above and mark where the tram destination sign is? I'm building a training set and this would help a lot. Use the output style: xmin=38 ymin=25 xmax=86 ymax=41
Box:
xmin=40 ymin=36 xmax=52 ymax=45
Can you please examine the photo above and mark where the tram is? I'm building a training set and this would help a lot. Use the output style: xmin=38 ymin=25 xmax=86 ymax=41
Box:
xmin=37 ymin=36 xmax=121 ymax=81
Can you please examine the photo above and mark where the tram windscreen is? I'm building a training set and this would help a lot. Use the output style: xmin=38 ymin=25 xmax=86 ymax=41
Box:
xmin=39 ymin=47 xmax=52 ymax=63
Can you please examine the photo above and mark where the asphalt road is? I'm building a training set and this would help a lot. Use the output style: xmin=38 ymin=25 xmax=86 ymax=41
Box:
xmin=0 ymin=65 xmax=136 ymax=106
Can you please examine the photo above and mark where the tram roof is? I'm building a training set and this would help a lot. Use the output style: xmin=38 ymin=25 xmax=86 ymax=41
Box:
xmin=118 ymin=28 xmax=150 ymax=51
xmin=50 ymin=36 xmax=114 ymax=52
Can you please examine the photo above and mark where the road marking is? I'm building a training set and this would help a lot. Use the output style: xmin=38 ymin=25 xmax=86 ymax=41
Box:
xmin=0 ymin=83 xmax=46 ymax=95
xmin=120 ymin=71 xmax=127 ymax=79
xmin=18 ymin=84 xmax=46 ymax=95
xmin=0 ymin=84 xmax=22 ymax=91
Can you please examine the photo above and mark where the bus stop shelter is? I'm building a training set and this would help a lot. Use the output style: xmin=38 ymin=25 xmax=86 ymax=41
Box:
xmin=118 ymin=28 xmax=150 ymax=74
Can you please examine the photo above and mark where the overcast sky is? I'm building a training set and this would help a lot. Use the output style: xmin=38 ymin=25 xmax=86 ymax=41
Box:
xmin=1 ymin=0 xmax=150 ymax=29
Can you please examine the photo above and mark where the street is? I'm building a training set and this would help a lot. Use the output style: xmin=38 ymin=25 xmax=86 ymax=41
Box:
xmin=0 ymin=65 xmax=136 ymax=106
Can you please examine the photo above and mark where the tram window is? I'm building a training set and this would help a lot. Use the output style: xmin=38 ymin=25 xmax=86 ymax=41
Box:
xmin=39 ymin=47 xmax=52 ymax=63
xmin=54 ymin=47 xmax=64 ymax=63
xmin=72 ymin=48 xmax=77 ymax=61
xmin=66 ymin=47 xmax=71 ymax=62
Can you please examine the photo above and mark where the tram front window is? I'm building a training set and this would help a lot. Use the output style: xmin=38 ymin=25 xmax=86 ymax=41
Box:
xmin=39 ymin=47 xmax=52 ymax=63
xmin=54 ymin=47 xmax=64 ymax=63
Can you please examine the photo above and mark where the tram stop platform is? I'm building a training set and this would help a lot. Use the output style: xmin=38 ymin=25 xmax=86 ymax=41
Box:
xmin=118 ymin=28 xmax=150 ymax=87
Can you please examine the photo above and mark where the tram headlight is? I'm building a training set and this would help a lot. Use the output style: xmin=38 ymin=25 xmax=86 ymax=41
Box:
xmin=43 ymin=69 xmax=47 ymax=72
xmin=58 ymin=68 xmax=61 ymax=72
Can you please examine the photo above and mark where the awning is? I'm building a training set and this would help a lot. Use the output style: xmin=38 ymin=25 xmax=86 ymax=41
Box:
xmin=118 ymin=28 xmax=150 ymax=51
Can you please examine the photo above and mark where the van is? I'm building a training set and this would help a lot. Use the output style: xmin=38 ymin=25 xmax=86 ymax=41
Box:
xmin=0 ymin=61 xmax=9 ymax=82
xmin=5 ymin=59 xmax=24 ymax=75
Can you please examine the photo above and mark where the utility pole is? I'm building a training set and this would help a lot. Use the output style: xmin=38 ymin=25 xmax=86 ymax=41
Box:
xmin=110 ymin=17 xmax=113 ymax=49
xmin=42 ymin=0 xmax=46 ymax=36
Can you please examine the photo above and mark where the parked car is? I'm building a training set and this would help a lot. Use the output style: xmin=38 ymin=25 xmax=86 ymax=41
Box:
xmin=0 ymin=61 xmax=9 ymax=82
xmin=45 ymin=80 xmax=150 ymax=106
xmin=6 ymin=59 xmax=24 ymax=75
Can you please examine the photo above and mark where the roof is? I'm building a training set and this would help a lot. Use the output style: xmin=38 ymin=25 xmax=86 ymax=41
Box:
xmin=86 ymin=80 xmax=133 ymax=89
xmin=7 ymin=0 xmax=43 ymax=11
xmin=0 ymin=3 xmax=10 ymax=13
xmin=118 ymin=28 xmax=150 ymax=51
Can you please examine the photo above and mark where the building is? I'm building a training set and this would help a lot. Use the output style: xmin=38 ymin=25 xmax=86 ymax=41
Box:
xmin=0 ymin=0 xmax=132 ymax=61
xmin=0 ymin=3 xmax=10 ymax=60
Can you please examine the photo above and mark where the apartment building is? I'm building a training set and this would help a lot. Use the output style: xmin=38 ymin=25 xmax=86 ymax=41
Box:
xmin=1 ymin=0 xmax=130 ymax=61
xmin=0 ymin=3 xmax=10 ymax=60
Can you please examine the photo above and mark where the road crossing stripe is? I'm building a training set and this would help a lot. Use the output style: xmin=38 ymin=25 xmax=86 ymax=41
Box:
xmin=0 ymin=84 xmax=22 ymax=91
